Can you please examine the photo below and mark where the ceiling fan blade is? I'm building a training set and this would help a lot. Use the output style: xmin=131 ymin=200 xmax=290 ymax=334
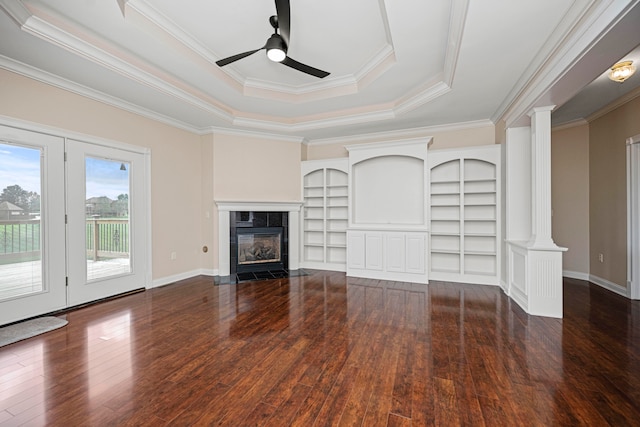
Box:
xmin=216 ymin=48 xmax=263 ymax=67
xmin=281 ymin=56 xmax=330 ymax=78
xmin=274 ymin=0 xmax=291 ymax=46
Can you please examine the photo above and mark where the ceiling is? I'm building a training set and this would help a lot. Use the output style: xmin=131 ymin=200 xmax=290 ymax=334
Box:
xmin=1 ymin=0 xmax=639 ymax=142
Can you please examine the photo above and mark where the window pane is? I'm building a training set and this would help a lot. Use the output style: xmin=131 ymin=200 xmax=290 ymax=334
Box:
xmin=0 ymin=143 xmax=43 ymax=300
xmin=85 ymin=157 xmax=131 ymax=281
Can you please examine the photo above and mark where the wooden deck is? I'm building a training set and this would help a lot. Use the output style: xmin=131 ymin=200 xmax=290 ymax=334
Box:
xmin=0 ymin=271 xmax=639 ymax=425
xmin=0 ymin=258 xmax=130 ymax=299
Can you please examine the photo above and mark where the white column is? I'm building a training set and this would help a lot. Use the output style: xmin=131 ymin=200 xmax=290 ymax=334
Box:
xmin=505 ymin=107 xmax=566 ymax=318
xmin=528 ymin=106 xmax=556 ymax=248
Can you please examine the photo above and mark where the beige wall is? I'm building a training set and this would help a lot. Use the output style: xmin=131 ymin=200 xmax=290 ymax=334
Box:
xmin=589 ymin=96 xmax=640 ymax=287
xmin=212 ymin=133 xmax=302 ymax=201
xmin=0 ymin=69 xmax=204 ymax=282
xmin=551 ymin=124 xmax=590 ymax=275
xmin=211 ymin=133 xmax=302 ymax=270
xmin=305 ymin=124 xmax=496 ymax=160
xmin=201 ymin=134 xmax=215 ymax=272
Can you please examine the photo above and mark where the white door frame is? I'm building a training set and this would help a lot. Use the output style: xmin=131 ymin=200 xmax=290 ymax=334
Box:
xmin=627 ymin=133 xmax=640 ymax=300
xmin=0 ymin=125 xmax=67 ymax=325
xmin=0 ymin=116 xmax=152 ymax=324
xmin=66 ymin=139 xmax=150 ymax=306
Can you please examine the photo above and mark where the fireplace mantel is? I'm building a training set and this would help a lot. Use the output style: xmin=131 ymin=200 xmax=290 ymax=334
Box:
xmin=215 ymin=201 xmax=302 ymax=277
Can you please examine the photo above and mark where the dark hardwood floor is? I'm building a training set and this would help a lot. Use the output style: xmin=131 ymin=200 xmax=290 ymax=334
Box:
xmin=0 ymin=271 xmax=639 ymax=426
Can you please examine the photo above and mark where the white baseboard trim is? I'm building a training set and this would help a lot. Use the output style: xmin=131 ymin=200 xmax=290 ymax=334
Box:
xmin=563 ymin=270 xmax=590 ymax=281
xmin=588 ymin=274 xmax=630 ymax=298
xmin=150 ymin=269 xmax=217 ymax=289
xmin=499 ymin=279 xmax=509 ymax=295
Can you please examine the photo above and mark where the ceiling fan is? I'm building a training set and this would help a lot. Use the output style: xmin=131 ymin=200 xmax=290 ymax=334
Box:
xmin=215 ymin=0 xmax=330 ymax=79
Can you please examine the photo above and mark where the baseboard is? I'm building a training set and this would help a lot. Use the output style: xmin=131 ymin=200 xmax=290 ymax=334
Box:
xmin=150 ymin=269 xmax=217 ymax=289
xmin=499 ymin=279 xmax=509 ymax=295
xmin=563 ymin=270 xmax=590 ymax=281
xmin=588 ymin=274 xmax=630 ymax=298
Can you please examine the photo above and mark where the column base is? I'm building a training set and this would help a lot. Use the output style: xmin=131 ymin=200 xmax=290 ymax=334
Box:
xmin=506 ymin=240 xmax=567 ymax=318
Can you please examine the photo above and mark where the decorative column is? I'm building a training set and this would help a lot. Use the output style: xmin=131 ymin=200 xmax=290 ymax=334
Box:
xmin=505 ymin=107 xmax=566 ymax=318
xmin=529 ymin=106 xmax=556 ymax=248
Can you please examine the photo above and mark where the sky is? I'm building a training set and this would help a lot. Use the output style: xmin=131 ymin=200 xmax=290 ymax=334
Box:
xmin=0 ymin=142 xmax=129 ymax=200
xmin=85 ymin=156 xmax=129 ymax=200
xmin=0 ymin=142 xmax=41 ymax=194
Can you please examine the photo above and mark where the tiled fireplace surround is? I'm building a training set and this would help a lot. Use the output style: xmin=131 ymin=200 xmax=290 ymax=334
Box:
xmin=215 ymin=202 xmax=302 ymax=278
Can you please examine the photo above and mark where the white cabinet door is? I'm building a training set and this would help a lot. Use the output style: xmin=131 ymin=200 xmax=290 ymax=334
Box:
xmin=347 ymin=231 xmax=365 ymax=269
xmin=406 ymin=234 xmax=426 ymax=274
xmin=365 ymin=233 xmax=383 ymax=270
xmin=386 ymin=233 xmax=405 ymax=272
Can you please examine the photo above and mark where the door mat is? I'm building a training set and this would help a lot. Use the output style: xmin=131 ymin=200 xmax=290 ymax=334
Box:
xmin=0 ymin=316 xmax=68 ymax=347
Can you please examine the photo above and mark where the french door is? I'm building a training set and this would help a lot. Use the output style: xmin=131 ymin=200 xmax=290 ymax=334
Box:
xmin=66 ymin=140 xmax=148 ymax=306
xmin=0 ymin=124 xmax=149 ymax=325
xmin=0 ymin=126 xmax=66 ymax=325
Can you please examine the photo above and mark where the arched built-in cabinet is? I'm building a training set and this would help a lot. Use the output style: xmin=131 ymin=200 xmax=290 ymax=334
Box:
xmin=300 ymin=142 xmax=501 ymax=286
xmin=345 ymin=138 xmax=430 ymax=284
xmin=301 ymin=159 xmax=349 ymax=271
xmin=429 ymin=145 xmax=501 ymax=285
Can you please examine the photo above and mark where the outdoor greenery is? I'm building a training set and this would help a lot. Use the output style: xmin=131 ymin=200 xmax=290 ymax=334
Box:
xmin=0 ymin=222 xmax=40 ymax=255
xmin=0 ymin=184 xmax=129 ymax=260
xmin=0 ymin=184 xmax=40 ymax=211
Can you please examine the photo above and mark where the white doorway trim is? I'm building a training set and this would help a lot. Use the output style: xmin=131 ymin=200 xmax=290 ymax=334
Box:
xmin=627 ymin=133 xmax=640 ymax=300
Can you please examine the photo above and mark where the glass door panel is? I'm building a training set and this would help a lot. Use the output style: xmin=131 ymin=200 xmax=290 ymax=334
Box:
xmin=66 ymin=140 xmax=148 ymax=307
xmin=85 ymin=157 xmax=131 ymax=281
xmin=0 ymin=126 xmax=66 ymax=326
xmin=0 ymin=143 xmax=43 ymax=299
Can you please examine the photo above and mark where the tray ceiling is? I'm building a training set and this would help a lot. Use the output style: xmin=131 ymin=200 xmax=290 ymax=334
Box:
xmin=1 ymin=0 xmax=639 ymax=141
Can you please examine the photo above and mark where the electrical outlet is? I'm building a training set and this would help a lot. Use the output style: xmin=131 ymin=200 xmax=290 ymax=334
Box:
xmin=598 ymin=253 xmax=604 ymax=263
xmin=171 ymin=252 xmax=177 ymax=260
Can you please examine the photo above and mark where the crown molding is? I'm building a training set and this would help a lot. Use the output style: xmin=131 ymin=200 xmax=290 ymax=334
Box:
xmin=4 ymin=4 xmax=235 ymax=125
xmin=130 ymin=0 xmax=395 ymax=101
xmin=586 ymin=84 xmax=640 ymax=123
xmin=443 ymin=0 xmax=469 ymax=86
xmin=0 ymin=0 xmax=31 ymax=26
xmin=242 ymin=44 xmax=396 ymax=103
xmin=306 ymin=119 xmax=494 ymax=146
xmin=0 ymin=55 xmax=204 ymax=134
xmin=551 ymin=118 xmax=589 ymax=131
xmin=233 ymin=108 xmax=397 ymax=134
xmin=206 ymin=126 xmax=305 ymax=144
xmin=493 ymin=0 xmax=623 ymax=127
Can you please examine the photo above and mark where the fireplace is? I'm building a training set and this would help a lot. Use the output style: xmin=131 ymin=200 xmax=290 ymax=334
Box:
xmin=215 ymin=201 xmax=302 ymax=279
xmin=230 ymin=211 xmax=289 ymax=278
xmin=236 ymin=227 xmax=284 ymax=272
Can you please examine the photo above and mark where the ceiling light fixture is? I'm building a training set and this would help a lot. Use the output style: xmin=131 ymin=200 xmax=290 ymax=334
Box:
xmin=265 ymin=34 xmax=287 ymax=62
xmin=608 ymin=60 xmax=636 ymax=83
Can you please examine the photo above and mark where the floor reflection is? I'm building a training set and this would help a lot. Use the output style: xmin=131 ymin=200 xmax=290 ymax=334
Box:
xmin=86 ymin=311 xmax=133 ymax=402
xmin=0 ymin=272 xmax=638 ymax=425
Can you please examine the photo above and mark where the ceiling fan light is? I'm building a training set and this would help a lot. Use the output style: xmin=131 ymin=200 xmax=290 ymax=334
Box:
xmin=609 ymin=61 xmax=636 ymax=83
xmin=267 ymin=48 xmax=286 ymax=62
xmin=265 ymin=34 xmax=287 ymax=62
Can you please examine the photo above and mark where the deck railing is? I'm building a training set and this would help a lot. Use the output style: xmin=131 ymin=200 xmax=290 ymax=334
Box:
xmin=0 ymin=218 xmax=129 ymax=262
xmin=86 ymin=218 xmax=129 ymax=260
xmin=0 ymin=219 xmax=40 ymax=262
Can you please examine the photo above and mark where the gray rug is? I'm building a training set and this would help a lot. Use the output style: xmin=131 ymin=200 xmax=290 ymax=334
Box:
xmin=0 ymin=316 xmax=68 ymax=347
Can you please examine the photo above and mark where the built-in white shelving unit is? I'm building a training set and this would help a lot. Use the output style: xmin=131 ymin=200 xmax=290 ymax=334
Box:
xmin=301 ymin=159 xmax=348 ymax=271
xmin=345 ymin=138 xmax=431 ymax=284
xmin=429 ymin=145 xmax=501 ymax=285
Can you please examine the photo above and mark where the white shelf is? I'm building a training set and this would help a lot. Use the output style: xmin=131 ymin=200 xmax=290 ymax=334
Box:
xmin=429 ymin=147 xmax=501 ymax=284
xmin=301 ymin=160 xmax=348 ymax=269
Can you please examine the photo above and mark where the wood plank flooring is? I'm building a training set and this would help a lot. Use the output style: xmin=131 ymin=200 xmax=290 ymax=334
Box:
xmin=0 ymin=271 xmax=639 ymax=426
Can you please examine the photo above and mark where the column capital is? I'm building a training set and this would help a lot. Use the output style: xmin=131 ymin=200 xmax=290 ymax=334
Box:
xmin=527 ymin=105 xmax=556 ymax=117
